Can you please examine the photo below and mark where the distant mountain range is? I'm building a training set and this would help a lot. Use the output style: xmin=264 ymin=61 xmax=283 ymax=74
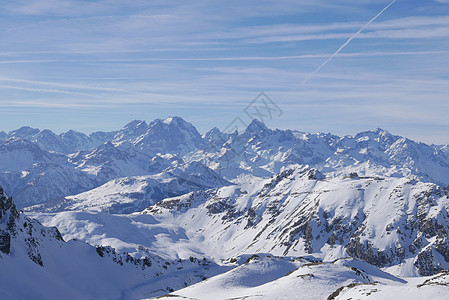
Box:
xmin=1 ymin=117 xmax=448 ymax=208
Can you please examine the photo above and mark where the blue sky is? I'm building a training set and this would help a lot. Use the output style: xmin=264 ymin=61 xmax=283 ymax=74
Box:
xmin=1 ymin=0 xmax=449 ymax=144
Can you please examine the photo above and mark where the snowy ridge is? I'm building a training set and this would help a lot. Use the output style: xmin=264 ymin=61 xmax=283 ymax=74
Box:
xmin=141 ymin=165 xmax=449 ymax=276
xmin=5 ymin=126 xmax=115 ymax=154
xmin=191 ymin=120 xmax=449 ymax=186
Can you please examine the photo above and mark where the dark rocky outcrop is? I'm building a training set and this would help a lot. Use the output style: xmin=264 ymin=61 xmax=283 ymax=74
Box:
xmin=0 ymin=187 xmax=63 ymax=266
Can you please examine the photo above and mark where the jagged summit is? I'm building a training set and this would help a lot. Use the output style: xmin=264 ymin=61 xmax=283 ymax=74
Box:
xmin=121 ymin=119 xmax=148 ymax=133
xmin=244 ymin=118 xmax=269 ymax=135
xmin=0 ymin=186 xmax=62 ymax=260
xmin=162 ymin=116 xmax=185 ymax=125
xmin=152 ymin=116 xmax=200 ymax=133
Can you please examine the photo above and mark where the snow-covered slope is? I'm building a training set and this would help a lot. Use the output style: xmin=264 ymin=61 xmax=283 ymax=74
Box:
xmin=155 ymin=256 xmax=449 ymax=300
xmin=138 ymin=165 xmax=449 ymax=276
xmin=0 ymin=187 xmax=231 ymax=299
xmin=27 ymin=163 xmax=230 ymax=214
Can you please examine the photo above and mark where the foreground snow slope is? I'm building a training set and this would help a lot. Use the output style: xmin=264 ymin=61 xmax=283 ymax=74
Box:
xmin=154 ymin=255 xmax=448 ymax=300
xmin=0 ymin=187 xmax=230 ymax=299
xmin=335 ymin=272 xmax=449 ymax=300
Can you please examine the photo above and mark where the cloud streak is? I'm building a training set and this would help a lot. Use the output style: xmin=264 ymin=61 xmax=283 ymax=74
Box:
xmin=1 ymin=50 xmax=449 ymax=65
xmin=301 ymin=0 xmax=397 ymax=85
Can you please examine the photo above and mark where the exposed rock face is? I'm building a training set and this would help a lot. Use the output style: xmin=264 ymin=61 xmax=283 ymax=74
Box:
xmin=0 ymin=187 xmax=20 ymax=255
xmin=0 ymin=187 xmax=63 ymax=265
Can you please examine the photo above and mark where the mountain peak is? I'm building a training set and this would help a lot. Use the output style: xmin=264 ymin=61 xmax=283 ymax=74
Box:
xmin=8 ymin=126 xmax=40 ymax=139
xmin=354 ymin=128 xmax=396 ymax=141
xmin=373 ymin=127 xmax=391 ymax=136
xmin=163 ymin=116 xmax=175 ymax=124
xmin=0 ymin=187 xmax=18 ymax=216
xmin=114 ymin=120 xmax=149 ymax=143
xmin=37 ymin=129 xmax=57 ymax=137
xmin=60 ymin=129 xmax=87 ymax=140
xmin=0 ymin=186 xmax=8 ymax=201
xmin=244 ymin=119 xmax=268 ymax=135
xmin=161 ymin=116 xmax=189 ymax=126
xmin=63 ymin=129 xmax=82 ymax=135
xmin=123 ymin=120 xmax=148 ymax=130
xmin=204 ymin=127 xmax=221 ymax=138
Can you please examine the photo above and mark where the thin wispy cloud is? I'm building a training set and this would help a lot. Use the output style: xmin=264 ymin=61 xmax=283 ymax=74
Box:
xmin=1 ymin=50 xmax=449 ymax=65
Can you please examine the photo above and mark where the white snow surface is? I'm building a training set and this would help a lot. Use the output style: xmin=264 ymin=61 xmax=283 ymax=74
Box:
xmin=154 ymin=256 xmax=449 ymax=300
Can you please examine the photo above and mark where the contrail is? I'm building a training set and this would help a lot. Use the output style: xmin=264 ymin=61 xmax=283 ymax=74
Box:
xmin=301 ymin=0 xmax=397 ymax=85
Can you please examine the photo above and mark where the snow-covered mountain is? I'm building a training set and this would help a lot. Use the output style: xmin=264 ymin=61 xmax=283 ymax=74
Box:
xmin=60 ymin=129 xmax=117 ymax=152
xmin=2 ymin=116 xmax=449 ymax=208
xmin=189 ymin=119 xmax=449 ymax=186
xmin=0 ymin=120 xmax=229 ymax=208
xmin=5 ymin=126 xmax=115 ymax=154
xmin=37 ymin=165 xmax=448 ymax=277
xmin=112 ymin=117 xmax=206 ymax=155
xmin=2 ymin=117 xmax=449 ymax=298
xmin=0 ymin=138 xmax=100 ymax=207
xmin=141 ymin=165 xmax=449 ymax=276
xmin=10 ymin=182 xmax=446 ymax=300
